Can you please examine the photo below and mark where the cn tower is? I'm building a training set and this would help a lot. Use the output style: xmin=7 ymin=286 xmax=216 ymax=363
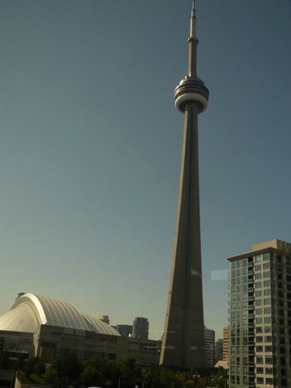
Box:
xmin=160 ymin=0 xmax=209 ymax=369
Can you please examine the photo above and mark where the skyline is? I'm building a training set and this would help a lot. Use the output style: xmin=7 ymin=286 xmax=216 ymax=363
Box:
xmin=1 ymin=1 xmax=291 ymax=341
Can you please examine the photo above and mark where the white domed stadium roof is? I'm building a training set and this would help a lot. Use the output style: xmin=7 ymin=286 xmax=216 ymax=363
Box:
xmin=0 ymin=293 xmax=120 ymax=336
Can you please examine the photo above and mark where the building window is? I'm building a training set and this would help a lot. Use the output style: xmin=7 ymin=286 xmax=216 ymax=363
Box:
xmin=265 ymin=336 xmax=272 ymax=342
xmin=255 ymin=255 xmax=262 ymax=262
xmin=264 ymin=288 xmax=271 ymax=296
xmin=256 ymin=308 xmax=262 ymax=315
xmin=256 ymin=356 xmax=263 ymax=364
xmin=263 ymin=271 xmax=270 ymax=278
xmin=257 ymin=377 xmax=264 ymax=384
xmin=264 ymin=298 xmax=271 ymax=305
xmin=256 ymin=336 xmax=263 ymax=342
xmin=256 ymin=367 xmax=264 ymax=374
xmin=256 ymin=346 xmax=263 ymax=352
xmin=255 ymin=281 xmax=262 ymax=288
xmin=263 ymin=252 xmax=271 ymax=261
xmin=263 ymin=253 xmax=270 ymax=261
xmin=281 ymin=357 xmax=286 ymax=365
xmin=264 ymin=280 xmax=271 ymax=287
xmin=256 ymin=317 xmax=262 ymax=324
xmin=255 ymin=299 xmax=262 ymax=306
xmin=264 ymin=316 xmax=272 ymax=323
xmin=255 ymin=290 xmax=262 ymax=297
xmin=265 ymin=356 xmax=273 ymax=364
xmin=255 ymin=264 xmax=261 ymax=271
xmin=243 ymin=319 xmax=248 ymax=326
xmin=255 ymin=273 xmax=262 ymax=279
xmin=263 ymin=262 xmax=270 ymax=269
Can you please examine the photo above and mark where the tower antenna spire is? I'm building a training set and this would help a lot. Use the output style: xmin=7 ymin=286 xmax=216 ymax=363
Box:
xmin=189 ymin=0 xmax=197 ymax=76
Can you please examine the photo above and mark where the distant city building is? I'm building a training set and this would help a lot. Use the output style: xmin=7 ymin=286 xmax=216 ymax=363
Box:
xmin=132 ymin=317 xmax=149 ymax=340
xmin=223 ymin=326 xmax=229 ymax=362
xmin=99 ymin=315 xmax=110 ymax=325
xmin=228 ymin=239 xmax=291 ymax=388
xmin=115 ymin=324 xmax=133 ymax=337
xmin=204 ymin=326 xmax=215 ymax=367
xmin=215 ymin=338 xmax=223 ymax=364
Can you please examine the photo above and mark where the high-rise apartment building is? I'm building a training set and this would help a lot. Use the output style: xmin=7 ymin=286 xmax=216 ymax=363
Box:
xmin=132 ymin=317 xmax=149 ymax=340
xmin=115 ymin=324 xmax=133 ymax=337
xmin=228 ymin=239 xmax=291 ymax=388
xmin=215 ymin=339 xmax=223 ymax=364
xmin=205 ymin=326 xmax=215 ymax=367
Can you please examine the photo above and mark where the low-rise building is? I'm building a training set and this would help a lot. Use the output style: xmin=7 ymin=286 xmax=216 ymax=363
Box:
xmin=0 ymin=293 xmax=159 ymax=365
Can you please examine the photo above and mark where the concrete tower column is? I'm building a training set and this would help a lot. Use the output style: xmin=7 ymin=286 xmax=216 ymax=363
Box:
xmin=160 ymin=0 xmax=209 ymax=369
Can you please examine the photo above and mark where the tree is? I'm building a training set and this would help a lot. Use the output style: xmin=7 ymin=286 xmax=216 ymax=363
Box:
xmin=82 ymin=355 xmax=119 ymax=387
xmin=118 ymin=358 xmax=143 ymax=387
xmin=0 ymin=352 xmax=12 ymax=369
xmin=56 ymin=350 xmax=82 ymax=381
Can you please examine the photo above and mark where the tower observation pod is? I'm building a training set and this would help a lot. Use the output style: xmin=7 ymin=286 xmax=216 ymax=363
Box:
xmin=160 ymin=0 xmax=209 ymax=369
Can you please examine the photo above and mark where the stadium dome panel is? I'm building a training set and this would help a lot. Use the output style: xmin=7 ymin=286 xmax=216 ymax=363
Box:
xmin=0 ymin=301 xmax=39 ymax=332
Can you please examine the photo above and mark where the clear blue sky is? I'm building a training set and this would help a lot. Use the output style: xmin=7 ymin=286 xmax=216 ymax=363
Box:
xmin=1 ymin=1 xmax=291 ymax=341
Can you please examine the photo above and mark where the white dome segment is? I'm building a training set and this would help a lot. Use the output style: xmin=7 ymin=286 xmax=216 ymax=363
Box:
xmin=0 ymin=301 xmax=39 ymax=333
xmin=0 ymin=293 xmax=120 ymax=336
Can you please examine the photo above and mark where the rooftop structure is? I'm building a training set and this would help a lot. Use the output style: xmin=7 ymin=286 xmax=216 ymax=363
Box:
xmin=0 ymin=292 xmax=118 ymax=335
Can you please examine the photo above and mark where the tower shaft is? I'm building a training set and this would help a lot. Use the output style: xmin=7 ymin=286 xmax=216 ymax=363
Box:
xmin=160 ymin=102 xmax=205 ymax=368
xmin=160 ymin=1 xmax=208 ymax=369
